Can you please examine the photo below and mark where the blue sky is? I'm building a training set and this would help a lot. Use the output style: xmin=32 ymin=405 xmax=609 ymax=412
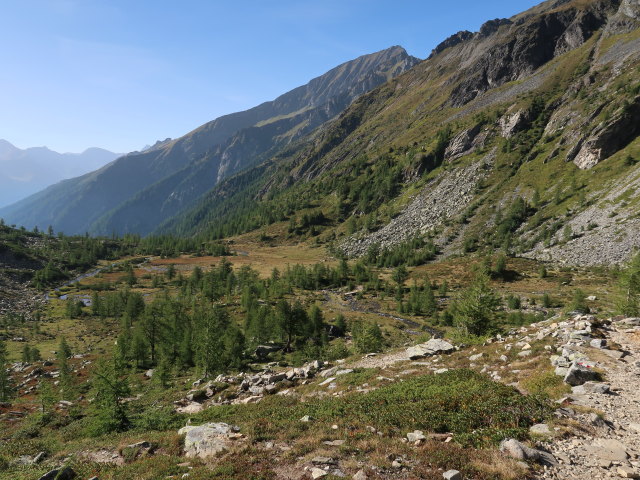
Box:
xmin=0 ymin=0 xmax=540 ymax=153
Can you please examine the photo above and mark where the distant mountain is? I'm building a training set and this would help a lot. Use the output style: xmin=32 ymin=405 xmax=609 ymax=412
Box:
xmin=0 ymin=46 xmax=420 ymax=235
xmin=0 ymin=141 xmax=120 ymax=209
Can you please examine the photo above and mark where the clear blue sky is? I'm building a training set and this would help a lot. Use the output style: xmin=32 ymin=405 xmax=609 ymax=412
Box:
xmin=0 ymin=0 xmax=541 ymax=153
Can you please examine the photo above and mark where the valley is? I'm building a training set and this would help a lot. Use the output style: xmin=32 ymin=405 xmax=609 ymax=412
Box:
xmin=1 ymin=0 xmax=640 ymax=479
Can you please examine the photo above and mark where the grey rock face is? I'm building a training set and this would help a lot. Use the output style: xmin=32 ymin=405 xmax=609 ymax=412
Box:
xmin=429 ymin=31 xmax=474 ymax=58
xmin=570 ymin=96 xmax=640 ymax=169
xmin=499 ymin=108 xmax=531 ymax=138
xmin=450 ymin=2 xmax=617 ymax=107
xmin=444 ymin=124 xmax=482 ymax=159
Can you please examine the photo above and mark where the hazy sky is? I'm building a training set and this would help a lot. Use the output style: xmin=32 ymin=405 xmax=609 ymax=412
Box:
xmin=1 ymin=0 xmax=540 ymax=153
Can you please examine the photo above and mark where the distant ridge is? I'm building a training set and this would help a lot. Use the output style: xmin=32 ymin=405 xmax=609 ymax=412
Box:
xmin=0 ymin=46 xmax=419 ymax=235
xmin=0 ymin=141 xmax=120 ymax=209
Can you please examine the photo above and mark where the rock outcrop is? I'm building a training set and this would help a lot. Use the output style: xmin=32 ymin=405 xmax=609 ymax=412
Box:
xmin=570 ymin=96 xmax=640 ymax=169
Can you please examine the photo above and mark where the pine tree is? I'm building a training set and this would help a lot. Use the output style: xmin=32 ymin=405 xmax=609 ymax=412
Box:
xmin=619 ymin=253 xmax=640 ymax=316
xmin=0 ymin=339 xmax=11 ymax=402
xmin=88 ymin=359 xmax=131 ymax=436
xmin=455 ymin=273 xmax=500 ymax=336
xmin=57 ymin=337 xmax=74 ymax=400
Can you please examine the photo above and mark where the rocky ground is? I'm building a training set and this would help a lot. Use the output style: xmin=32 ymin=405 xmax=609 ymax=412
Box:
xmin=535 ymin=317 xmax=640 ymax=479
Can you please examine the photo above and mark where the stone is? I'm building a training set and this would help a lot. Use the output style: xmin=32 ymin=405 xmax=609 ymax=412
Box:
xmin=443 ymin=470 xmax=462 ymax=480
xmin=178 ymin=423 xmax=241 ymax=459
xmin=38 ymin=467 xmax=76 ymax=480
xmin=311 ymin=468 xmax=328 ymax=479
xmin=353 ymin=470 xmax=367 ymax=480
xmin=588 ymin=413 xmax=610 ymax=429
xmin=177 ymin=402 xmax=204 ymax=414
xmin=300 ymin=415 xmax=313 ymax=422
xmin=469 ymin=353 xmax=483 ymax=362
xmin=602 ymin=349 xmax=626 ymax=359
xmin=323 ymin=440 xmax=346 ymax=447
xmin=571 ymin=381 xmax=610 ymax=395
xmin=563 ymin=363 xmax=599 ymax=386
xmin=407 ymin=339 xmax=455 ymax=359
xmin=144 ymin=369 xmax=154 ymax=378
xmin=517 ymin=350 xmax=532 ymax=358
xmin=529 ymin=423 xmax=552 ymax=436
xmin=585 ymin=438 xmax=629 ymax=461
xmin=590 ymin=338 xmax=607 ymax=349
xmin=618 ymin=466 xmax=640 ymax=478
xmin=406 ymin=430 xmax=426 ymax=442
xmin=499 ymin=438 xmax=558 ymax=466
xmin=628 ymin=423 xmax=640 ymax=433
xmin=32 ymin=451 xmax=46 ymax=464
xmin=312 ymin=456 xmax=337 ymax=465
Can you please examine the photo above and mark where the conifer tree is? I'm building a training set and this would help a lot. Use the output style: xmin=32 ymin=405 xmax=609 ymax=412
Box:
xmin=88 ymin=359 xmax=131 ymax=435
xmin=455 ymin=273 xmax=500 ymax=336
xmin=0 ymin=339 xmax=11 ymax=402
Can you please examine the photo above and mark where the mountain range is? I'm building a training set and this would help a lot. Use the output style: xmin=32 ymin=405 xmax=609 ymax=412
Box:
xmin=0 ymin=141 xmax=119 ymax=209
xmin=0 ymin=46 xmax=419 ymax=235
xmin=2 ymin=0 xmax=639 ymax=267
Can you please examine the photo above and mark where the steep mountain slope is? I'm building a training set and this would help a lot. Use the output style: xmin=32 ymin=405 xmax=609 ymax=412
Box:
xmin=162 ymin=0 xmax=640 ymax=266
xmin=0 ymin=47 xmax=419 ymax=235
xmin=0 ymin=141 xmax=119 ymax=209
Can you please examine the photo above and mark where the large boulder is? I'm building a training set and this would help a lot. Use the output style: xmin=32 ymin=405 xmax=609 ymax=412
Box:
xmin=178 ymin=422 xmax=242 ymax=458
xmin=407 ymin=339 xmax=455 ymax=360
xmin=563 ymin=362 xmax=599 ymax=386
xmin=500 ymin=438 xmax=558 ymax=466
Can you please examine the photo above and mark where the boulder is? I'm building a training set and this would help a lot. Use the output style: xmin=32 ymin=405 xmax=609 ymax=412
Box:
xmin=406 ymin=430 xmax=427 ymax=442
xmin=178 ymin=422 xmax=241 ymax=459
xmin=38 ymin=467 xmax=76 ymax=480
xmin=311 ymin=468 xmax=328 ymax=479
xmin=499 ymin=438 xmax=558 ymax=466
xmin=617 ymin=466 xmax=640 ymax=478
xmin=443 ymin=470 xmax=462 ymax=480
xmin=589 ymin=339 xmax=606 ymax=349
xmin=571 ymin=381 xmax=610 ymax=395
xmin=176 ymin=402 xmax=204 ymax=414
xmin=407 ymin=339 xmax=455 ymax=359
xmin=530 ymin=423 xmax=552 ymax=436
xmin=563 ymin=363 xmax=599 ymax=386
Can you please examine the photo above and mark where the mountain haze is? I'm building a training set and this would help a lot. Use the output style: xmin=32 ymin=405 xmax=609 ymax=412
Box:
xmin=0 ymin=140 xmax=119 ymax=208
xmin=0 ymin=46 xmax=419 ymax=235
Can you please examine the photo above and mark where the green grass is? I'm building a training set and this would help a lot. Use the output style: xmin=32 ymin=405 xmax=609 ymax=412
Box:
xmin=193 ymin=369 xmax=551 ymax=447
